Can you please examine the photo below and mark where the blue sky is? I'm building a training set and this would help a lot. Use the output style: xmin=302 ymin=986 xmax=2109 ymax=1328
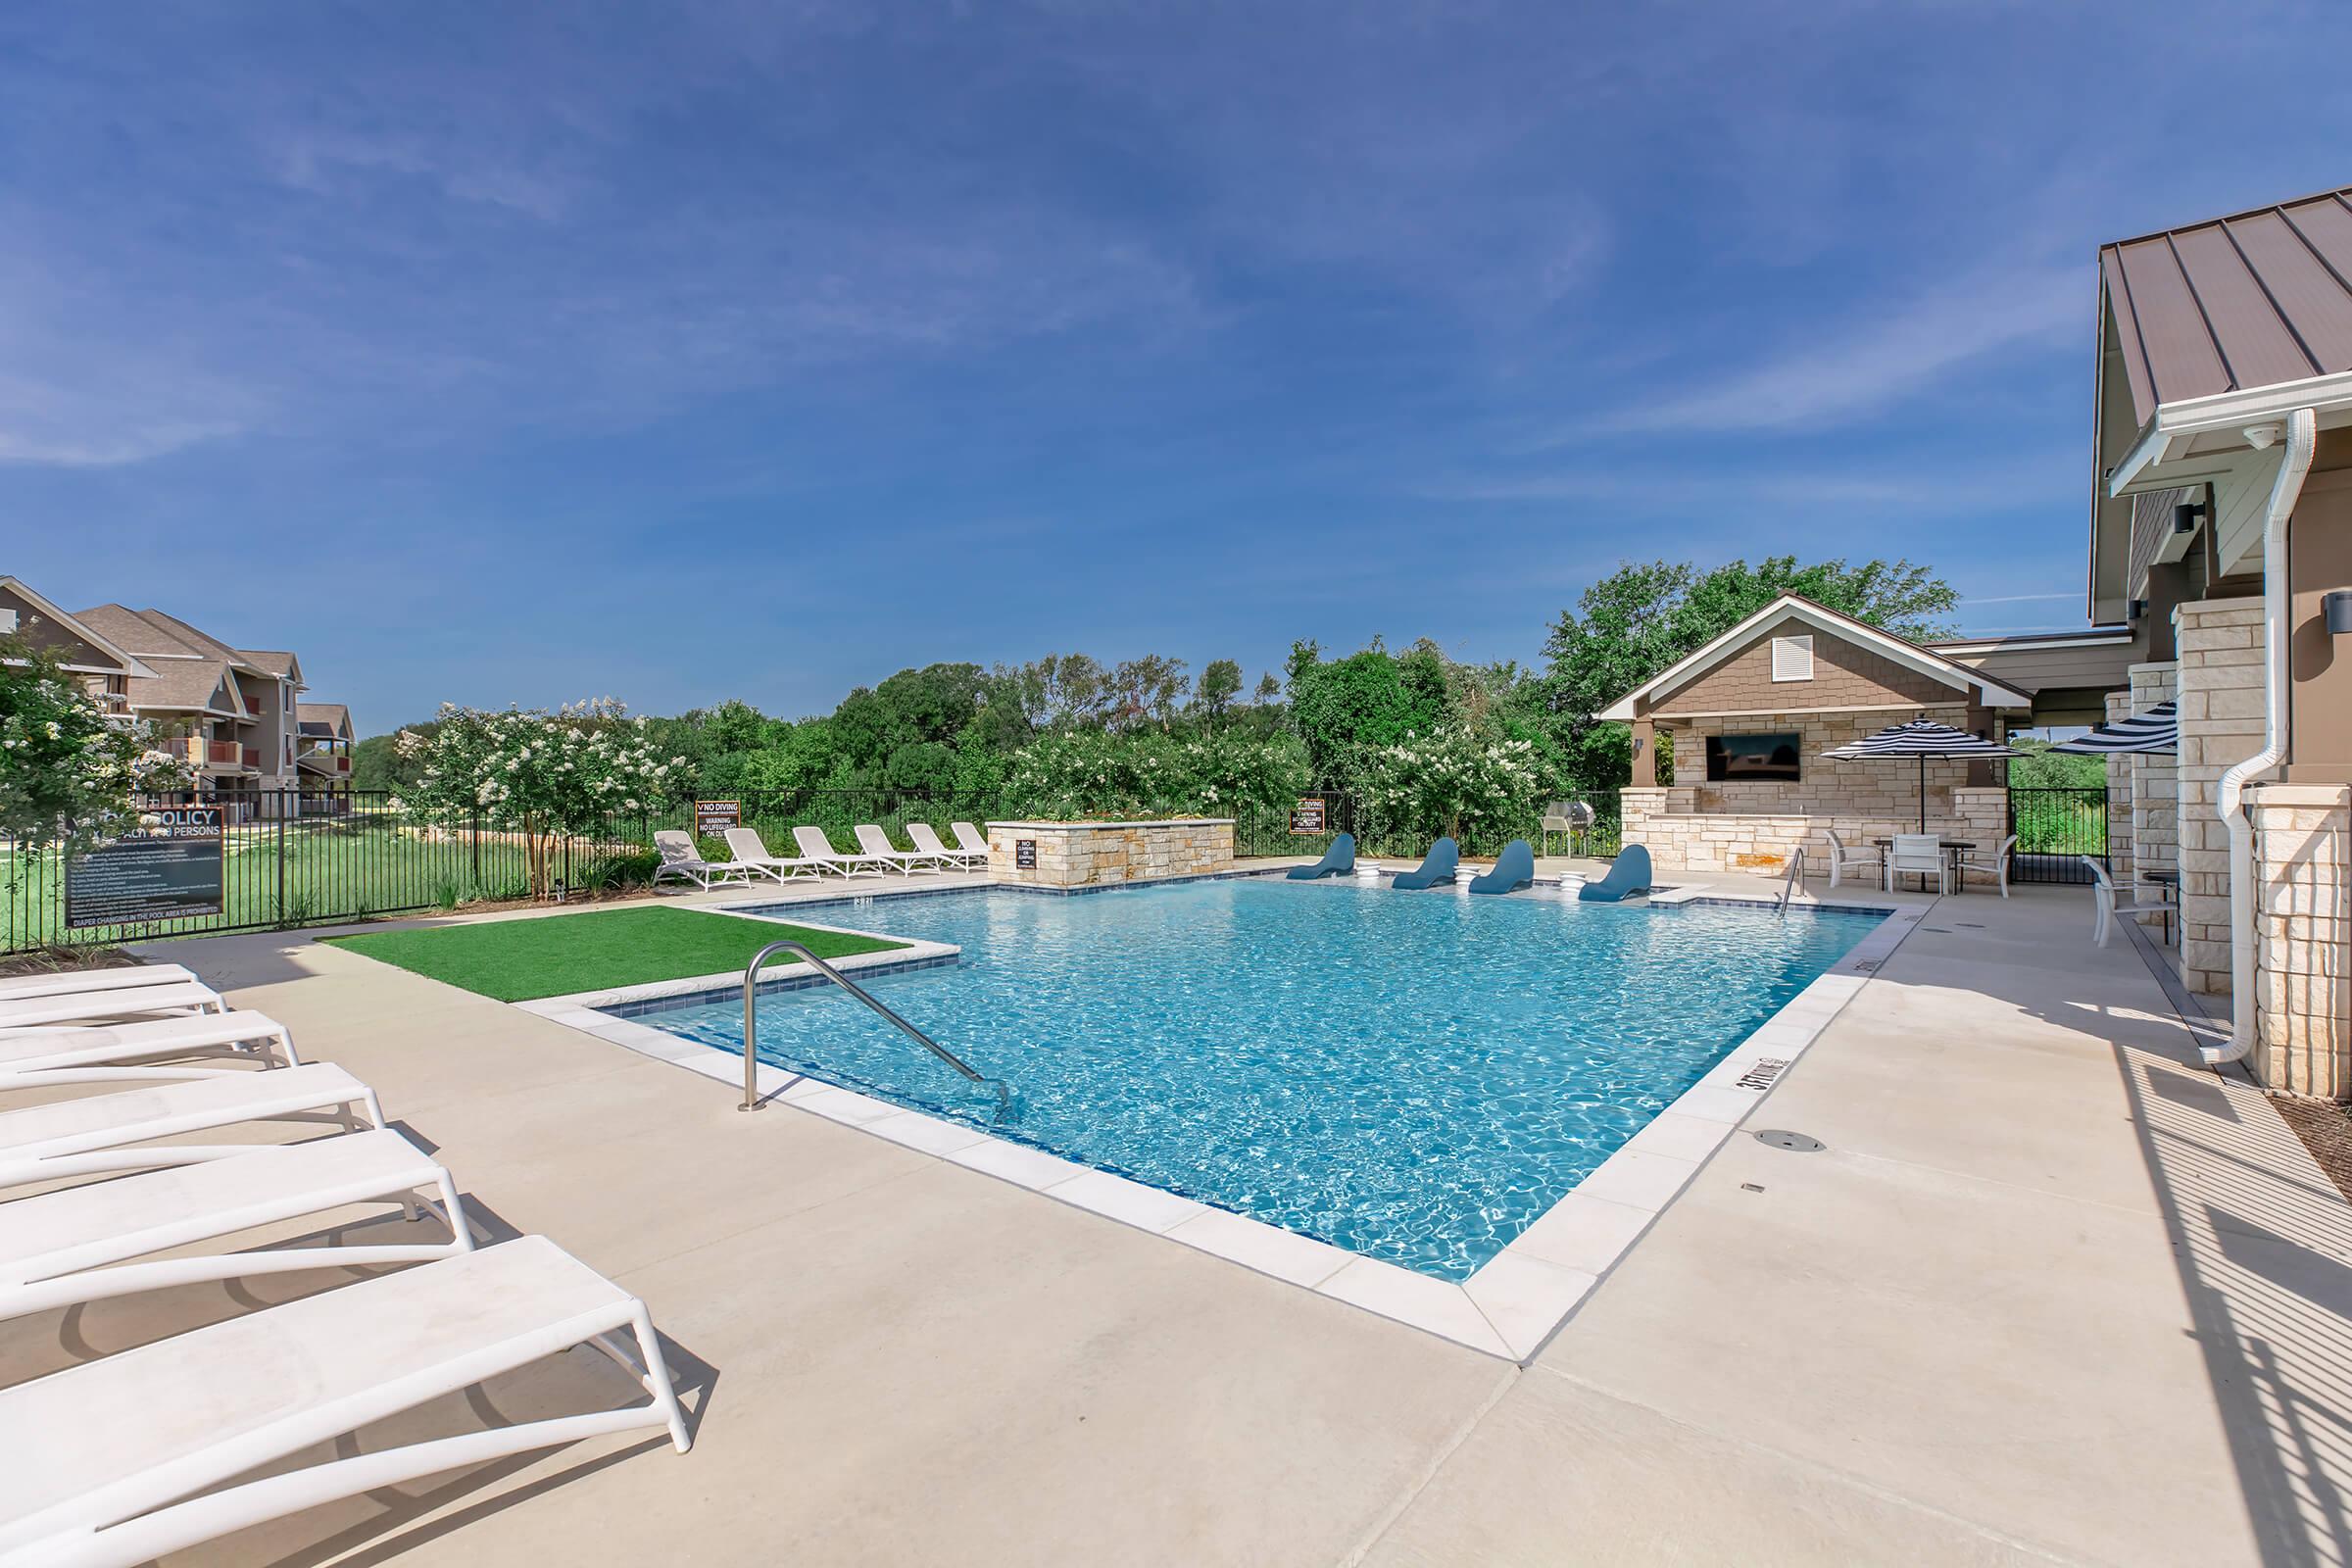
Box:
xmin=6 ymin=2 xmax=2350 ymax=733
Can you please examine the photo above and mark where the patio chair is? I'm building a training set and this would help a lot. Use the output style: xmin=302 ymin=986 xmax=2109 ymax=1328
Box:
xmin=1957 ymin=833 xmax=2018 ymax=898
xmin=0 ymin=980 xmax=225 ymax=1032
xmin=650 ymin=829 xmax=755 ymax=891
xmin=1578 ymin=844 xmax=1652 ymax=903
xmin=1469 ymin=839 xmax=1536 ymax=894
xmin=907 ymin=821 xmax=986 ymax=871
xmin=0 ymin=963 xmax=201 ymax=1004
xmin=0 ymin=1236 xmax=690 ymax=1567
xmin=0 ymin=1062 xmax=386 ymax=1191
xmin=2083 ymin=858 xmax=2167 ymax=947
xmin=0 ymin=1010 xmax=299 ymax=1087
xmin=1823 ymin=829 xmax=1881 ymax=890
xmin=950 ymin=821 xmax=994 ymax=861
xmin=1391 ymin=837 xmax=1460 ymax=890
xmin=723 ymin=826 xmax=825 ymax=883
xmin=1286 ymin=833 xmax=1356 ymax=880
xmin=0 ymin=1127 xmax=469 ymax=1324
xmin=1884 ymin=834 xmax=1951 ymax=895
xmin=856 ymin=823 xmax=932 ymax=874
xmin=792 ymin=825 xmax=889 ymax=878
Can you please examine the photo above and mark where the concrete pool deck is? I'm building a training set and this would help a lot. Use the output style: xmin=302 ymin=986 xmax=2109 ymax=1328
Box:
xmin=11 ymin=865 xmax=2349 ymax=1563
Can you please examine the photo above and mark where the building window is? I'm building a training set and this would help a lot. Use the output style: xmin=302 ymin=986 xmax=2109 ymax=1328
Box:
xmin=1706 ymin=733 xmax=1802 ymax=782
xmin=1771 ymin=634 xmax=1814 ymax=681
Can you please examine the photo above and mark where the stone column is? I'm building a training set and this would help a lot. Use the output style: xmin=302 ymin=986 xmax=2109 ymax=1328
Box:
xmin=2175 ymin=600 xmax=2266 ymax=997
xmin=1630 ymin=719 xmax=1656 ymax=787
xmin=2251 ymin=783 xmax=2351 ymax=1099
xmin=2128 ymin=662 xmax=2180 ymax=936
xmin=2103 ymin=688 xmax=2136 ymax=888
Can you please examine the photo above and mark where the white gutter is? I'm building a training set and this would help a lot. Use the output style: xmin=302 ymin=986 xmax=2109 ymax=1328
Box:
xmin=2209 ymin=406 xmax=2317 ymax=1066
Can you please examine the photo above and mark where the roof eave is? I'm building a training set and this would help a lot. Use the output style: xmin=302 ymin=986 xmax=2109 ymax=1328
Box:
xmin=2108 ymin=367 xmax=2352 ymax=497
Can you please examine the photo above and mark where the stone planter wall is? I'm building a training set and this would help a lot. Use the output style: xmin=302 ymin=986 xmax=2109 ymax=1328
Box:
xmin=1620 ymin=786 xmax=2005 ymax=879
xmin=986 ymin=819 xmax=1234 ymax=888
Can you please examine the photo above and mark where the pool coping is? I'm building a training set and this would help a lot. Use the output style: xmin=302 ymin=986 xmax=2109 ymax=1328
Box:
xmin=515 ymin=877 xmax=1928 ymax=1364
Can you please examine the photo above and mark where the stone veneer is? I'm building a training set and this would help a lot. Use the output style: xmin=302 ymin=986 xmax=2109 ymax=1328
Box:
xmin=2175 ymin=600 xmax=2266 ymax=996
xmin=2106 ymin=661 xmax=2180 ymax=934
xmin=1622 ymin=784 xmax=2007 ymax=878
xmin=986 ymin=819 xmax=1234 ymax=888
xmin=2250 ymin=783 xmax=2351 ymax=1099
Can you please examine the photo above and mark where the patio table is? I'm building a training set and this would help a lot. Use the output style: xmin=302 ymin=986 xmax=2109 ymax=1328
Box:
xmin=1872 ymin=838 xmax=1976 ymax=893
xmin=2141 ymin=869 xmax=2180 ymax=946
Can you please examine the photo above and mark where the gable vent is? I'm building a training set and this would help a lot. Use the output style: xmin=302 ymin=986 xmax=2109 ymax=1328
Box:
xmin=1771 ymin=634 xmax=1814 ymax=682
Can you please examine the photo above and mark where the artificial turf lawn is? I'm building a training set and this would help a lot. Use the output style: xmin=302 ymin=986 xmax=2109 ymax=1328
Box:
xmin=324 ymin=905 xmax=906 ymax=1003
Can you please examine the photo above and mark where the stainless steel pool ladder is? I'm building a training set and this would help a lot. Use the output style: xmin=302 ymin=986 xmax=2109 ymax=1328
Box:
xmin=739 ymin=939 xmax=1011 ymax=1119
xmin=1776 ymin=846 xmax=1807 ymax=913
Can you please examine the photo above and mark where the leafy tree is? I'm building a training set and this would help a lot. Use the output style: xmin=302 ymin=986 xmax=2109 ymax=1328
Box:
xmin=1285 ymin=639 xmax=1446 ymax=785
xmin=1196 ymin=659 xmax=1244 ymax=721
xmin=1107 ymin=655 xmax=1190 ymax=731
xmin=0 ymin=636 xmax=191 ymax=855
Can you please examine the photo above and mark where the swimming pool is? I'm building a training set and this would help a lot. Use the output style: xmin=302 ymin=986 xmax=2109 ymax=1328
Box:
xmin=618 ymin=877 xmax=1880 ymax=1282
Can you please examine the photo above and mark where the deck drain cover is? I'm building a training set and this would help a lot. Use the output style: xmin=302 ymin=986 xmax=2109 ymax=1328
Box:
xmin=1753 ymin=1129 xmax=1826 ymax=1152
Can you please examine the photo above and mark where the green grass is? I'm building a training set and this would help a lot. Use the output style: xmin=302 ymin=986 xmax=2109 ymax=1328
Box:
xmin=324 ymin=905 xmax=906 ymax=1002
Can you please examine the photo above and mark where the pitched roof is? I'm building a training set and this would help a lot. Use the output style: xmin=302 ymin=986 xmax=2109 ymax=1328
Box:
xmin=0 ymin=579 xmax=157 ymax=678
xmin=297 ymin=701 xmax=351 ymax=738
xmin=2100 ymin=185 xmax=2352 ymax=426
xmin=126 ymin=656 xmax=241 ymax=714
xmin=133 ymin=609 xmax=242 ymax=662
xmin=73 ymin=604 xmax=207 ymax=660
xmin=1595 ymin=595 xmax=2033 ymax=722
xmin=240 ymin=649 xmax=296 ymax=676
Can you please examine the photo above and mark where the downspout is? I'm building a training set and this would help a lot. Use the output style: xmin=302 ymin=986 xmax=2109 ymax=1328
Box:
xmin=2208 ymin=406 xmax=2316 ymax=1066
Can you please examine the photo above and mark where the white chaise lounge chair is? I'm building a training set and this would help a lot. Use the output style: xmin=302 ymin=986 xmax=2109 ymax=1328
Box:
xmin=0 ymin=1011 xmax=299 ymax=1087
xmin=0 ymin=1127 xmax=468 ymax=1323
xmin=906 ymin=821 xmax=984 ymax=872
xmin=0 ymin=981 xmax=225 ymax=1032
xmin=951 ymin=822 xmax=992 ymax=863
xmin=2083 ymin=858 xmax=2167 ymax=947
xmin=855 ymin=824 xmax=929 ymax=874
xmin=0 ymin=1236 xmax=689 ymax=1568
xmin=0 ymin=963 xmax=201 ymax=1004
xmin=792 ymin=825 xmax=888 ymax=878
xmin=0 ymin=1063 xmax=385 ymax=1190
xmin=723 ymin=826 xmax=826 ymax=883
xmin=651 ymin=828 xmax=755 ymax=891
xmin=1822 ymin=830 xmax=1880 ymax=890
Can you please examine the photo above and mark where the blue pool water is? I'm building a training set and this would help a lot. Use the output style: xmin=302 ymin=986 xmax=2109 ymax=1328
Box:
xmin=627 ymin=879 xmax=1879 ymax=1281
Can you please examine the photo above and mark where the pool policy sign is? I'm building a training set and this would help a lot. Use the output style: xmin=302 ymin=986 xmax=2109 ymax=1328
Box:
xmin=66 ymin=805 xmax=226 ymax=928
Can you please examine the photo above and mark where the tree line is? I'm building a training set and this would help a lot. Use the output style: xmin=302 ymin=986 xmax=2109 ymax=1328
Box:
xmin=353 ymin=555 xmax=1970 ymax=821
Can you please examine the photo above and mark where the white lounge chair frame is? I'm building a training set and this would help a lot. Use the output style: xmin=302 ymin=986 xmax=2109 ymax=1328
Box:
xmin=0 ymin=1127 xmax=469 ymax=1323
xmin=792 ymin=825 xmax=888 ymax=878
xmin=906 ymin=821 xmax=984 ymax=872
xmin=1822 ymin=829 xmax=1880 ymax=890
xmin=650 ymin=828 xmax=754 ymax=890
xmin=950 ymin=821 xmax=993 ymax=863
xmin=854 ymin=824 xmax=929 ymax=874
xmin=0 ymin=1236 xmax=689 ymax=1568
xmin=722 ymin=826 xmax=825 ymax=883
xmin=1884 ymin=833 xmax=1951 ymax=895
xmin=2083 ymin=857 xmax=2167 ymax=947
xmin=0 ymin=1062 xmax=387 ymax=1191
xmin=0 ymin=982 xmax=224 ymax=1033
xmin=1957 ymin=833 xmax=2019 ymax=898
xmin=0 ymin=1011 xmax=298 ymax=1087
xmin=0 ymin=964 xmax=200 ymax=1004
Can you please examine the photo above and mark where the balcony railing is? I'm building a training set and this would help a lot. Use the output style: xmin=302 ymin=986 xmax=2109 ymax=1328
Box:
xmin=207 ymin=740 xmax=241 ymax=766
xmin=242 ymin=746 xmax=262 ymax=770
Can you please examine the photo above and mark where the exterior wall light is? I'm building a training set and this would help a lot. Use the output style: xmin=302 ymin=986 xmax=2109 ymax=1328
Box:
xmin=2129 ymin=598 xmax=2149 ymax=619
xmin=2174 ymin=500 xmax=2207 ymax=534
xmin=2326 ymin=590 xmax=2352 ymax=637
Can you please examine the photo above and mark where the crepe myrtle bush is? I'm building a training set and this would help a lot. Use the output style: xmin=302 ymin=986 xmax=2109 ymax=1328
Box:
xmin=1002 ymin=727 xmax=1309 ymax=820
xmin=1361 ymin=727 xmax=1544 ymax=845
xmin=0 ymin=635 xmax=192 ymax=856
xmin=393 ymin=698 xmax=689 ymax=897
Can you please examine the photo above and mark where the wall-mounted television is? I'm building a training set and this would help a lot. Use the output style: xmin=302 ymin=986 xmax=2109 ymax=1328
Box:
xmin=1706 ymin=732 xmax=1801 ymax=783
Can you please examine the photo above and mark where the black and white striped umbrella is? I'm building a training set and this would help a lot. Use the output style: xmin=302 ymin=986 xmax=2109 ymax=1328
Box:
xmin=1822 ymin=717 xmax=2018 ymax=832
xmin=2048 ymin=701 xmax=2177 ymax=756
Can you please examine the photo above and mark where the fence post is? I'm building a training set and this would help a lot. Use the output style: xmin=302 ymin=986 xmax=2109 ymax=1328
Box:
xmin=274 ymin=795 xmax=288 ymax=923
xmin=470 ymin=810 xmax=482 ymax=889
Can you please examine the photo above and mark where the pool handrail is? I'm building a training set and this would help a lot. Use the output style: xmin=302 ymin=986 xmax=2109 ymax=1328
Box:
xmin=1776 ymin=846 xmax=1806 ymax=913
xmin=739 ymin=939 xmax=1010 ymax=1119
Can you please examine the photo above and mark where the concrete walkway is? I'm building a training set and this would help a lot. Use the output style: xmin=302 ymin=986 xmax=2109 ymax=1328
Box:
xmin=9 ymin=872 xmax=2347 ymax=1565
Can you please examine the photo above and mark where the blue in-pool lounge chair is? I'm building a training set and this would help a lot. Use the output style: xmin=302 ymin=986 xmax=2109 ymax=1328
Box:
xmin=1578 ymin=843 xmax=1652 ymax=903
xmin=1469 ymin=839 xmax=1535 ymax=894
xmin=1391 ymin=837 xmax=1459 ymax=890
xmin=1286 ymin=833 xmax=1356 ymax=880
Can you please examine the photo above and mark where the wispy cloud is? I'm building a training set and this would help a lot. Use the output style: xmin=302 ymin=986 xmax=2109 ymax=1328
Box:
xmin=1960 ymin=591 xmax=2075 ymax=606
xmin=1602 ymin=260 xmax=2086 ymax=434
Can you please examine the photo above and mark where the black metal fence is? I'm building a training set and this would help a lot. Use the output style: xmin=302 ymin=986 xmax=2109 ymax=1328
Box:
xmin=5 ymin=785 xmax=1626 ymax=955
xmin=2007 ymin=786 xmax=2112 ymax=885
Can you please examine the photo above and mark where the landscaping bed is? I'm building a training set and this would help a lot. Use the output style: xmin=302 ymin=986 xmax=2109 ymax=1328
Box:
xmin=325 ymin=906 xmax=905 ymax=1002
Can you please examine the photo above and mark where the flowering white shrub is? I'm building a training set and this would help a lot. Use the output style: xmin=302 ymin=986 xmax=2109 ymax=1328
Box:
xmin=1003 ymin=729 xmax=1308 ymax=820
xmin=0 ymin=638 xmax=192 ymax=856
xmin=1361 ymin=727 xmax=1542 ymax=845
xmin=394 ymin=699 xmax=687 ymax=896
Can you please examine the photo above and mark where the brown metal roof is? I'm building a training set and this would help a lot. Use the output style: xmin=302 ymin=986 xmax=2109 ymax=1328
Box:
xmin=2101 ymin=186 xmax=2352 ymax=425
